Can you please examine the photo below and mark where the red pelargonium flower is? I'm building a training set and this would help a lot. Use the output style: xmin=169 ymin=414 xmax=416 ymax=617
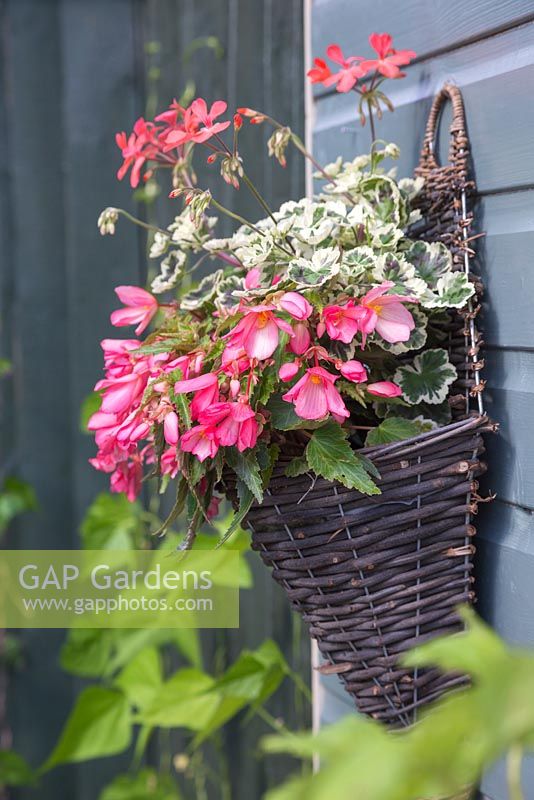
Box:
xmin=322 ymin=44 xmax=367 ymax=93
xmin=361 ymin=33 xmax=416 ymax=79
xmin=116 ymin=118 xmax=159 ymax=187
xmin=282 ymin=366 xmax=349 ymax=421
xmin=161 ymin=105 xmax=200 ymax=150
xmin=307 ymin=58 xmax=332 ymax=84
xmin=167 ymin=98 xmax=231 ymax=147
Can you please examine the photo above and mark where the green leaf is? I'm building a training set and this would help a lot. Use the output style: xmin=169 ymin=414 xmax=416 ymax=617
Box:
xmin=225 ymin=449 xmax=263 ymax=503
xmin=114 ymin=647 xmax=163 ymax=710
xmin=60 ymin=629 xmax=115 ymax=678
xmin=305 ymin=422 xmax=380 ymax=495
xmin=99 ymin=768 xmax=181 ymax=800
xmin=394 ymin=348 xmax=457 ymax=405
xmin=181 ymin=270 xmax=222 ymax=310
xmin=287 ymin=247 xmax=340 ymax=288
xmin=285 ymin=456 xmax=309 ymax=478
xmin=80 ymin=493 xmax=141 ymax=550
xmin=216 ymin=485 xmax=253 ymax=548
xmin=257 ymin=442 xmax=280 ymax=490
xmin=405 ymin=240 xmax=452 ymax=288
xmin=0 ymin=751 xmax=37 ymax=788
xmin=43 ymin=687 xmax=131 ymax=769
xmin=0 ymin=477 xmax=37 ymax=535
xmin=265 ymin=394 xmax=323 ymax=431
xmin=365 ymin=417 xmax=420 ymax=446
xmin=139 ymin=669 xmax=215 ymax=730
xmin=80 ymin=391 xmax=102 ymax=433
xmin=420 ymin=272 xmax=475 ymax=310
xmin=0 ymin=358 xmax=12 ymax=378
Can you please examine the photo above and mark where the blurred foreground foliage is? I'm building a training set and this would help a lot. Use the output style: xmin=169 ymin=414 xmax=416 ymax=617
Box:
xmin=264 ymin=608 xmax=534 ymax=800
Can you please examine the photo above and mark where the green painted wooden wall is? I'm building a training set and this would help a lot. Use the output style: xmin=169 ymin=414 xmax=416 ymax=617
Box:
xmin=0 ymin=1 xmax=306 ymax=798
xmin=308 ymin=2 xmax=534 ymax=798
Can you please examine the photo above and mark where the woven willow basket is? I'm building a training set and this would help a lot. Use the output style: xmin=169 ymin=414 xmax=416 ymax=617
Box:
xmin=226 ymin=85 xmax=495 ymax=727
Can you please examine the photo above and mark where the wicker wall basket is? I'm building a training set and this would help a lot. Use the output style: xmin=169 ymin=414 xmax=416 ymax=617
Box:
xmin=225 ymin=84 xmax=496 ymax=727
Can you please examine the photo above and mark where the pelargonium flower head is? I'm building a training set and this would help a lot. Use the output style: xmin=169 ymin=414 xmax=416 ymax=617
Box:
xmin=224 ymin=305 xmax=293 ymax=361
xmin=322 ymin=299 xmax=364 ymax=344
xmin=359 ymin=281 xmax=417 ymax=345
xmin=322 ymin=44 xmax=367 ymax=93
xmin=282 ymin=366 xmax=349 ymax=421
xmin=307 ymin=58 xmax=332 ymax=85
xmin=361 ymin=33 xmax=416 ymax=79
xmin=110 ymin=286 xmax=159 ymax=335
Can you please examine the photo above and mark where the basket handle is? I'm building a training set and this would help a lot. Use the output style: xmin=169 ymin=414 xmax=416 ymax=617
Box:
xmin=418 ymin=84 xmax=469 ymax=177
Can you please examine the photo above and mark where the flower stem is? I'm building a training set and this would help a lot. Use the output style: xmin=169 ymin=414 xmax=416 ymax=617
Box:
xmin=116 ymin=208 xmax=170 ymax=237
xmin=367 ymin=97 xmax=376 ymax=144
xmin=507 ymin=744 xmax=524 ymax=800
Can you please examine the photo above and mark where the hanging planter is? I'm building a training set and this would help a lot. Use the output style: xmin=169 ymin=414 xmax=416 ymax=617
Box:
xmin=89 ymin=32 xmax=496 ymax=728
xmin=223 ymin=85 xmax=496 ymax=726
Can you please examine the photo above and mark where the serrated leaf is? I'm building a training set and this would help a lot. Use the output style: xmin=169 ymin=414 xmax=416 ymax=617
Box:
xmin=285 ymin=456 xmax=309 ymax=478
xmin=257 ymin=442 xmax=280 ymax=490
xmin=405 ymin=240 xmax=452 ymax=288
xmin=305 ymin=422 xmax=380 ymax=495
xmin=365 ymin=417 xmax=420 ymax=446
xmin=181 ymin=270 xmax=222 ymax=310
xmin=394 ymin=348 xmax=457 ymax=405
xmin=265 ymin=394 xmax=322 ymax=431
xmin=225 ymin=450 xmax=263 ymax=503
xmin=420 ymin=272 xmax=475 ymax=310
xmin=287 ymin=247 xmax=340 ymax=288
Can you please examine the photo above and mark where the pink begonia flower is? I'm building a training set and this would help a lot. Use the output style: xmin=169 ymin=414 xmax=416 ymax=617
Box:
xmin=361 ymin=33 xmax=416 ymax=79
xmin=245 ymin=268 xmax=262 ymax=290
xmin=200 ymin=401 xmax=259 ymax=452
xmin=322 ymin=44 xmax=367 ymax=92
xmin=98 ymin=372 xmax=146 ymax=415
xmin=174 ymin=372 xmax=220 ymax=420
xmin=279 ymin=292 xmax=313 ymax=321
xmin=225 ymin=305 xmax=293 ymax=361
xmin=290 ymin=321 xmax=311 ymax=355
xmin=359 ymin=281 xmax=417 ymax=345
xmin=322 ymin=300 xmax=364 ymax=344
xmin=100 ymin=339 xmax=140 ymax=376
xmin=340 ymin=360 xmax=367 ymax=383
xmin=110 ymin=458 xmax=143 ymax=502
xmin=367 ymin=381 xmax=402 ymax=398
xmin=307 ymin=58 xmax=333 ymax=85
xmin=160 ymin=448 xmax=179 ymax=479
xmin=163 ymin=411 xmax=179 ymax=445
xmin=180 ymin=424 xmax=219 ymax=462
xmin=282 ymin=366 xmax=349 ymax=420
xmin=279 ymin=362 xmax=300 ymax=382
xmin=110 ymin=286 xmax=159 ymax=335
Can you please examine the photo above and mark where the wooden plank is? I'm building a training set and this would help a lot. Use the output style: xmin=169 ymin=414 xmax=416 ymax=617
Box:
xmin=482 ymin=351 xmax=534 ymax=510
xmin=311 ymin=0 xmax=534 ymax=65
xmin=476 ymin=191 xmax=534 ymax=350
xmin=58 ymin=2 xmax=144 ymax=796
xmin=59 ymin=0 xmax=144 ymax=521
xmin=312 ymin=23 xmax=534 ymax=193
xmin=3 ymin=1 xmax=77 ymax=797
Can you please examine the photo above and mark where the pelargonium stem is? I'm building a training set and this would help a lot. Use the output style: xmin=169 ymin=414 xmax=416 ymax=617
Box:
xmin=116 ymin=208 xmax=171 ymax=237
